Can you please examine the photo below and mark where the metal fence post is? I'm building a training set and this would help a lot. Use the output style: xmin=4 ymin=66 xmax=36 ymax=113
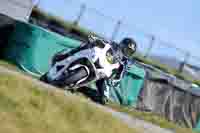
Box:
xmin=144 ymin=35 xmax=155 ymax=58
xmin=178 ymin=52 xmax=190 ymax=73
xmin=74 ymin=3 xmax=86 ymax=25
xmin=26 ymin=0 xmax=40 ymax=21
xmin=111 ymin=20 xmax=122 ymax=41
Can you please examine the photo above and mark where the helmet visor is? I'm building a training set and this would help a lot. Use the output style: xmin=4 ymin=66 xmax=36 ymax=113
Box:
xmin=122 ymin=43 xmax=136 ymax=58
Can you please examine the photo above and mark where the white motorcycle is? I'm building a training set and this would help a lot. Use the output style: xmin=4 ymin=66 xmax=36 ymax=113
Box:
xmin=40 ymin=35 xmax=121 ymax=90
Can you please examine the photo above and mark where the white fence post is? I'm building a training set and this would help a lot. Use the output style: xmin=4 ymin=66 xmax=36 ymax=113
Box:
xmin=144 ymin=35 xmax=155 ymax=58
xmin=111 ymin=20 xmax=122 ymax=41
xmin=74 ymin=3 xmax=86 ymax=25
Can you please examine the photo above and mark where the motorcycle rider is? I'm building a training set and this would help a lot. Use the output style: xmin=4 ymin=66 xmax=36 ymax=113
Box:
xmin=96 ymin=37 xmax=137 ymax=104
xmin=50 ymin=35 xmax=137 ymax=104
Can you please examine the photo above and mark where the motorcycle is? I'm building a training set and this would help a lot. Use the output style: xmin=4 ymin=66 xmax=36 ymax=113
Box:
xmin=40 ymin=35 xmax=121 ymax=90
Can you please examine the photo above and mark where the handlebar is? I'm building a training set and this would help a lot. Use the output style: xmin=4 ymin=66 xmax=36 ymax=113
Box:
xmin=88 ymin=35 xmax=110 ymax=44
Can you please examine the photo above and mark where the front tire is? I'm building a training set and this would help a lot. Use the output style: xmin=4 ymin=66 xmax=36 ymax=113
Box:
xmin=40 ymin=73 xmax=49 ymax=83
xmin=64 ymin=67 xmax=88 ymax=86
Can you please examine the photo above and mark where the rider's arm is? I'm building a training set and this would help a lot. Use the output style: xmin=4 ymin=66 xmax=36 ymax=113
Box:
xmin=113 ymin=59 xmax=133 ymax=80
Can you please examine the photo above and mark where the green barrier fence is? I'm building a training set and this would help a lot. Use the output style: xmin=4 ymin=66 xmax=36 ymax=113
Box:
xmin=3 ymin=21 xmax=81 ymax=76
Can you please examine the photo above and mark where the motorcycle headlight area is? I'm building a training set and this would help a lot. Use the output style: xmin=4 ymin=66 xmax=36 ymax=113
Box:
xmin=106 ymin=49 xmax=116 ymax=64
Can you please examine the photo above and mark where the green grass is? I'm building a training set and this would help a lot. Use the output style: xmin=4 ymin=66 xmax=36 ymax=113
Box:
xmin=0 ymin=69 xmax=140 ymax=133
xmin=0 ymin=60 xmax=19 ymax=71
xmin=107 ymin=102 xmax=199 ymax=133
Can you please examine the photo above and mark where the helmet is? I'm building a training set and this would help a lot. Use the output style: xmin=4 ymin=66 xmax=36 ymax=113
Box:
xmin=119 ymin=37 xmax=137 ymax=58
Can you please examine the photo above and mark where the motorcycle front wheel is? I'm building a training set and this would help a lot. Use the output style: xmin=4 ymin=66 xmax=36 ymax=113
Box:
xmin=64 ymin=67 xmax=88 ymax=87
xmin=39 ymin=73 xmax=49 ymax=83
xmin=39 ymin=67 xmax=88 ymax=88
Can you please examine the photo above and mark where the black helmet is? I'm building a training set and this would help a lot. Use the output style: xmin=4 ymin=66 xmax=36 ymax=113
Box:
xmin=119 ymin=37 xmax=137 ymax=58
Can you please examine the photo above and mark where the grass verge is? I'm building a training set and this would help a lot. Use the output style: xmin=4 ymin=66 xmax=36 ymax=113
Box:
xmin=0 ymin=69 xmax=139 ymax=133
xmin=0 ymin=60 xmax=19 ymax=71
